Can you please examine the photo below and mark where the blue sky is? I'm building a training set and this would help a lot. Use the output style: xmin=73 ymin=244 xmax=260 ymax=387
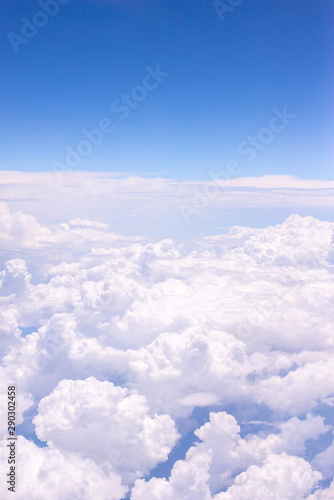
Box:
xmin=1 ymin=5 xmax=334 ymax=497
xmin=2 ymin=0 xmax=333 ymax=180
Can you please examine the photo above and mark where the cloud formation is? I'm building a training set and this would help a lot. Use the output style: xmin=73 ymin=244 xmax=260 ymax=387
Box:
xmin=0 ymin=202 xmax=333 ymax=498
xmin=33 ymin=377 xmax=179 ymax=484
xmin=0 ymin=436 xmax=126 ymax=500
xmin=0 ymin=172 xmax=333 ymax=238
xmin=132 ymin=412 xmax=327 ymax=499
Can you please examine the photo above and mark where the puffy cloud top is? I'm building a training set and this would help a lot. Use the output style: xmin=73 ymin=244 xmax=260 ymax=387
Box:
xmin=0 ymin=204 xmax=333 ymax=499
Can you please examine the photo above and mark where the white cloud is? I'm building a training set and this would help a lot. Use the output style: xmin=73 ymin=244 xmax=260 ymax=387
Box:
xmin=33 ymin=377 xmax=179 ymax=484
xmin=131 ymin=411 xmax=326 ymax=499
xmin=128 ymin=328 xmax=248 ymax=419
xmin=0 ymin=172 xmax=333 ymax=238
xmin=0 ymin=368 xmax=33 ymax=440
xmin=132 ymin=453 xmax=214 ymax=500
xmin=0 ymin=202 xmax=333 ymax=498
xmin=307 ymin=480 xmax=334 ymax=499
xmin=0 ymin=436 xmax=127 ymax=500
xmin=215 ymin=453 xmax=321 ymax=500
xmin=312 ymin=439 xmax=334 ymax=480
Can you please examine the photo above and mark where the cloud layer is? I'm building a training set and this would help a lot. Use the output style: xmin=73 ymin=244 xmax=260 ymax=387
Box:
xmin=0 ymin=202 xmax=333 ymax=499
xmin=0 ymin=172 xmax=333 ymax=238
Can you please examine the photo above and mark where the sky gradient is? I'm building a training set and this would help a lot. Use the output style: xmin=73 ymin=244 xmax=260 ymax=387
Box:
xmin=2 ymin=0 xmax=333 ymax=179
xmin=1 ymin=4 xmax=334 ymax=499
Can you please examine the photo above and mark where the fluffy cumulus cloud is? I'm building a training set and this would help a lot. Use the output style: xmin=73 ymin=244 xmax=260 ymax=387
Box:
xmin=33 ymin=377 xmax=179 ymax=484
xmin=215 ymin=453 xmax=321 ymax=500
xmin=131 ymin=411 xmax=326 ymax=499
xmin=307 ymin=481 xmax=334 ymax=499
xmin=0 ymin=202 xmax=333 ymax=498
xmin=0 ymin=436 xmax=126 ymax=500
xmin=0 ymin=367 xmax=32 ymax=440
xmin=131 ymin=452 xmax=214 ymax=500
